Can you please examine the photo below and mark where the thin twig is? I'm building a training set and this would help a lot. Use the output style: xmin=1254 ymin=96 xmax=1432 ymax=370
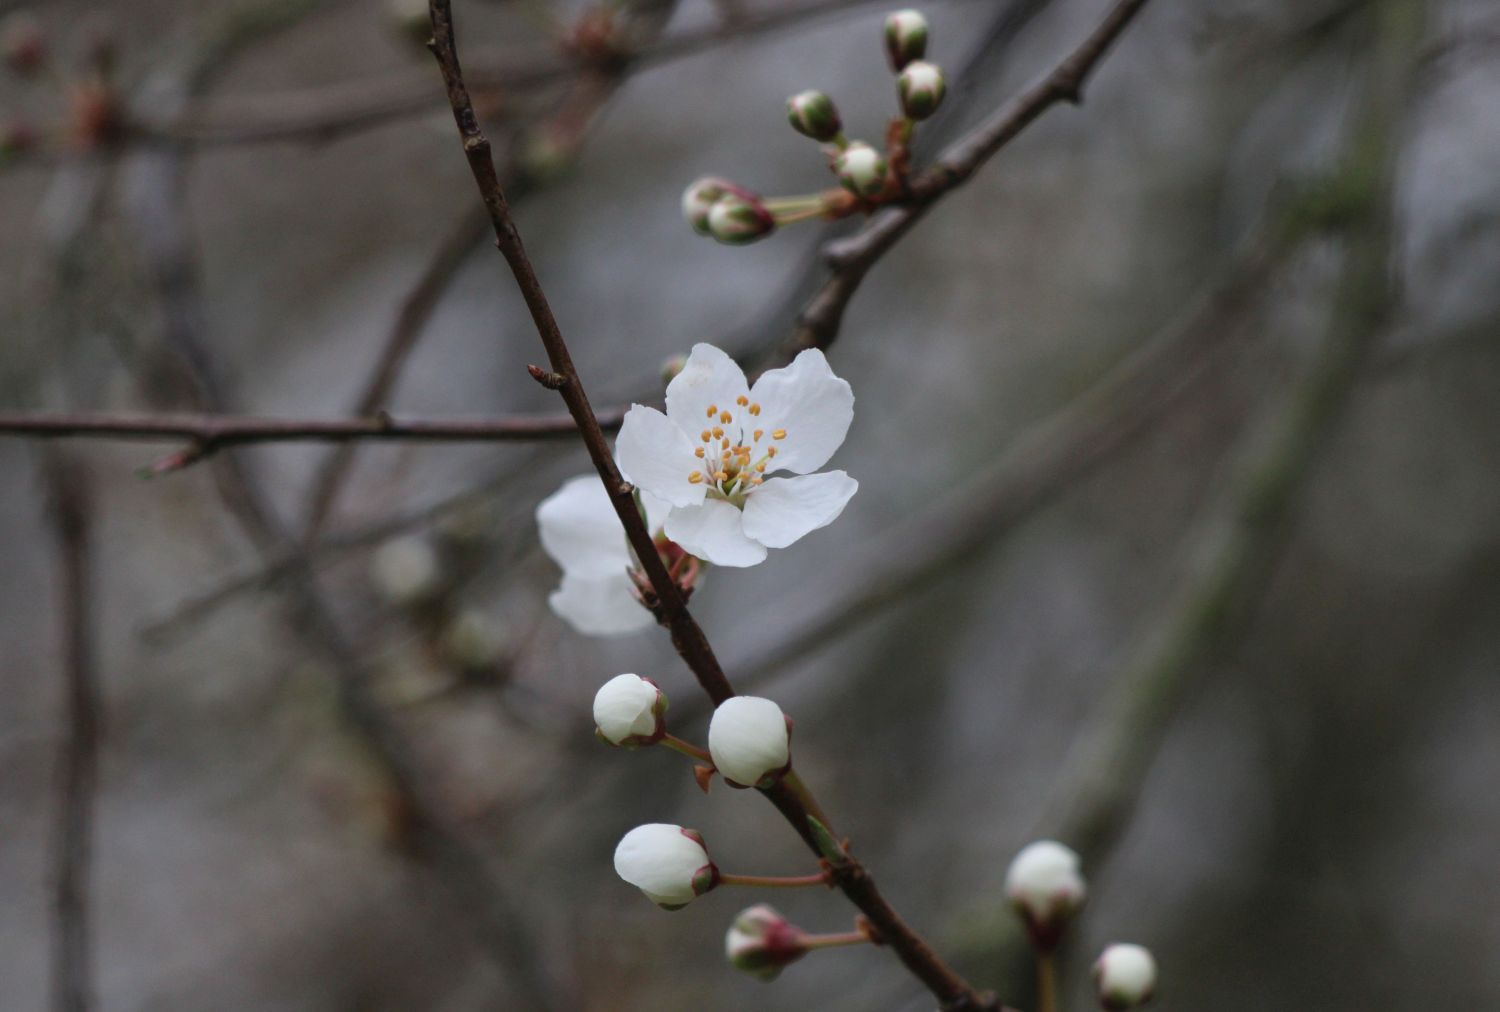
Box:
xmin=42 ymin=454 xmax=98 ymax=1012
xmin=427 ymin=2 xmax=997 ymax=1007
xmin=770 ymin=0 xmax=1155 ymax=367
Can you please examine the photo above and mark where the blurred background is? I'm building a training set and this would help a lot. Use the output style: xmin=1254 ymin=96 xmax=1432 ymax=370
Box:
xmin=2 ymin=0 xmax=1497 ymax=1009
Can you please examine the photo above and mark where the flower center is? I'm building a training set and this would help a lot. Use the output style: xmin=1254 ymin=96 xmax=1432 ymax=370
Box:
xmin=685 ymin=395 xmax=787 ymax=503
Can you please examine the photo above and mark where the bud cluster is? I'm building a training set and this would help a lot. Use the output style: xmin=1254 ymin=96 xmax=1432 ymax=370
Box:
xmin=681 ymin=9 xmax=949 ymax=245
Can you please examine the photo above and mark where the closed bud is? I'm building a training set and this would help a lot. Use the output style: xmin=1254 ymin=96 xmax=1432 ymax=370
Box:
xmin=708 ymin=696 xmax=791 ymax=788
xmin=1004 ymin=840 xmax=1086 ymax=951
xmin=592 ymin=673 xmax=667 ymax=748
xmin=883 ymin=9 xmax=929 ymax=71
xmin=897 ymin=60 xmax=946 ymax=121
xmin=707 ymin=194 xmax=776 ymax=246
xmin=370 ymin=535 xmax=441 ymax=606
xmin=725 ymin=904 xmax=809 ymax=980
xmin=682 ymin=176 xmax=733 ymax=235
xmin=613 ymin=823 xmax=718 ymax=909
xmin=833 ymin=142 xmax=888 ymax=199
xmin=1 ymin=12 xmax=45 ymax=77
xmin=786 ymin=90 xmax=842 ymax=142
xmin=1093 ymin=943 xmax=1157 ymax=1009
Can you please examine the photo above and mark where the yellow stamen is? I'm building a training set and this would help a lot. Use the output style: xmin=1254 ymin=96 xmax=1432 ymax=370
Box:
xmin=719 ymin=410 xmax=732 ymax=424
xmin=712 ymin=426 xmax=724 ymax=438
xmin=767 ymin=446 xmax=778 ymax=457
xmin=713 ymin=470 xmax=728 ymax=482
xmin=753 ymin=429 xmax=764 ymax=442
xmin=772 ymin=428 xmax=787 ymax=439
xmin=749 ymin=403 xmax=761 ymax=416
xmin=688 ymin=473 xmax=704 ymax=484
xmin=694 ymin=447 xmax=705 ymax=458
xmin=706 ymin=405 xmax=717 ymax=418
xmin=736 ymin=395 xmax=749 ymax=406
xmin=721 ymin=438 xmax=730 ymax=450
xmin=755 ymin=462 xmax=766 ymax=473
xmin=751 ymin=476 xmax=763 ymax=485
xmin=700 ymin=429 xmax=711 ymax=442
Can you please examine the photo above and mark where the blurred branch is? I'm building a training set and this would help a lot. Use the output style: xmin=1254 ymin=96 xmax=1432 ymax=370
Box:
xmin=428 ymin=2 xmax=999 ymax=1007
xmin=42 ymin=454 xmax=98 ymax=1012
xmin=0 ymin=408 xmax=620 ymax=472
xmin=769 ymin=0 xmax=1155 ymax=367
xmin=950 ymin=0 xmax=1426 ymax=982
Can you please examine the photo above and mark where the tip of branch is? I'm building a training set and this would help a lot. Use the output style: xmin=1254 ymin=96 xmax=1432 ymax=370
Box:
xmin=526 ymin=364 xmax=567 ymax=390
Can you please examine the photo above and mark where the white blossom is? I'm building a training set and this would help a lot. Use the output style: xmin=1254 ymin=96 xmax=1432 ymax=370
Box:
xmin=613 ymin=823 xmax=718 ymax=909
xmin=614 ymin=343 xmax=857 ymax=568
xmin=592 ymin=673 xmax=666 ymax=747
xmin=1093 ymin=943 xmax=1157 ymax=1009
xmin=535 ymin=475 xmax=669 ymax=636
xmin=1005 ymin=840 xmax=1087 ymax=947
xmin=708 ymin=696 xmax=791 ymax=787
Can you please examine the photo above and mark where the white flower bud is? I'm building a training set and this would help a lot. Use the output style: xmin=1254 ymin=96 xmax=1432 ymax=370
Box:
xmin=708 ymin=696 xmax=791 ymax=788
xmin=1093 ymin=943 xmax=1157 ymax=1009
xmin=592 ymin=673 xmax=667 ymax=747
xmin=725 ymin=904 xmax=808 ymax=980
xmin=707 ymin=194 xmax=776 ymax=245
xmin=1004 ymin=840 xmax=1086 ymax=950
xmin=613 ymin=823 xmax=718 ymax=909
xmin=681 ymin=176 xmax=731 ymax=235
xmin=883 ymin=9 xmax=929 ymax=71
xmin=370 ymin=535 xmax=440 ymax=605
xmin=786 ymin=89 xmax=842 ymax=142
xmin=834 ymin=142 xmax=888 ymax=199
xmin=897 ymin=60 xmax=946 ymax=121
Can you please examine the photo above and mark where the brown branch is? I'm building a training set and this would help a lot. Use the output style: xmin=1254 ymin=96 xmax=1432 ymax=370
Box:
xmin=42 ymin=454 xmax=98 ymax=1012
xmin=772 ymin=0 xmax=1155 ymax=366
xmin=427 ymin=2 xmax=993 ymax=1008
xmin=0 ymin=408 xmax=621 ymax=471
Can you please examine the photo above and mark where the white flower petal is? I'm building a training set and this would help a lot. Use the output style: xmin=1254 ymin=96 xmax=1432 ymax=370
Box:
xmin=741 ymin=471 xmax=858 ymax=550
xmin=614 ymin=824 xmax=713 ymax=908
xmin=1004 ymin=840 xmax=1086 ymax=922
xmin=548 ymin=572 xmax=653 ymax=636
xmin=615 ymin=405 xmax=708 ymax=509
xmin=747 ymin=349 xmax=854 ymax=474
xmin=665 ymin=343 xmax=751 ymax=433
xmin=664 ymin=499 xmax=768 ymax=568
xmin=593 ymin=673 xmax=663 ymax=744
xmin=708 ymin=696 xmax=790 ymax=787
xmin=639 ymin=489 xmax=673 ymax=534
xmin=536 ymin=475 xmax=633 ymax=578
xmin=1093 ymin=944 xmax=1157 ymax=1007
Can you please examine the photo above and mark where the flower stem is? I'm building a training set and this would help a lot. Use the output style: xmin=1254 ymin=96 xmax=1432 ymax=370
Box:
xmin=718 ymin=871 xmax=830 ymax=889
xmin=802 ymin=930 xmax=873 ymax=951
xmin=771 ymin=206 xmax=827 ymax=226
xmin=1036 ymin=951 xmax=1057 ymax=1012
xmin=660 ymin=734 xmax=711 ymax=763
xmin=763 ymin=195 xmax=825 ymax=214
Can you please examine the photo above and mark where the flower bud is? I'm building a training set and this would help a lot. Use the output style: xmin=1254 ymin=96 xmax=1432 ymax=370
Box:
xmin=1004 ymin=840 xmax=1086 ymax=951
xmin=707 ymin=194 xmax=776 ymax=246
xmin=897 ymin=60 xmax=946 ymax=121
xmin=883 ymin=9 xmax=929 ymax=72
xmin=725 ymin=904 xmax=809 ymax=980
xmin=681 ymin=176 xmax=733 ymax=235
xmin=833 ymin=142 xmax=888 ymax=199
xmin=613 ymin=823 xmax=718 ymax=909
xmin=370 ymin=535 xmax=441 ymax=606
xmin=708 ymin=696 xmax=791 ymax=788
xmin=1 ymin=12 xmax=45 ymax=77
xmin=1093 ymin=943 xmax=1157 ymax=1009
xmin=592 ymin=673 xmax=667 ymax=747
xmin=786 ymin=89 xmax=842 ymax=142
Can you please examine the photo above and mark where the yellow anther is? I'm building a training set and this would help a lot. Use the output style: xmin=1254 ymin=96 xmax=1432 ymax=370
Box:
xmin=688 ymin=472 xmax=704 ymax=484
xmin=772 ymin=429 xmax=787 ymax=439
xmin=721 ymin=438 xmax=730 ymax=450
xmin=749 ymin=403 xmax=762 ymax=416
xmin=736 ymin=395 xmax=749 ymax=406
xmin=713 ymin=470 xmax=728 ymax=482
xmin=767 ymin=446 xmax=778 ymax=457
xmin=700 ymin=429 xmax=711 ymax=442
xmin=719 ymin=410 xmax=732 ymax=424
xmin=712 ymin=426 xmax=724 ymax=438
xmin=694 ymin=446 xmax=705 ymax=458
xmin=751 ymin=476 xmax=763 ymax=485
xmin=755 ymin=462 xmax=766 ymax=473
xmin=753 ymin=429 xmax=764 ymax=442
xmin=707 ymin=405 xmax=717 ymax=418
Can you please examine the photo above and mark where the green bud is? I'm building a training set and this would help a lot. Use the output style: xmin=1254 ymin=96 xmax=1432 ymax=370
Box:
xmin=707 ymin=194 xmax=776 ymax=245
xmin=786 ymin=89 xmax=842 ymax=142
xmin=897 ymin=60 xmax=946 ymax=120
xmin=884 ymin=9 xmax=929 ymax=72
xmin=833 ymin=142 xmax=888 ymax=199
